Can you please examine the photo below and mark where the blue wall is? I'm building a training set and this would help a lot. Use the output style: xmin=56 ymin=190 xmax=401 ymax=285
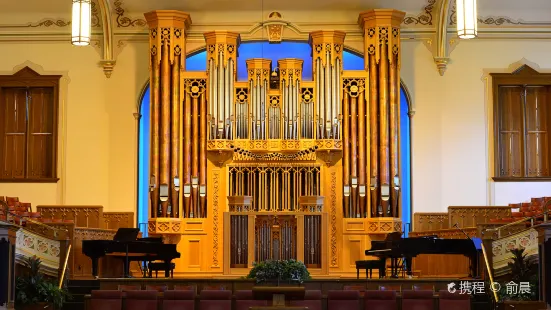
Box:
xmin=138 ymin=87 xmax=150 ymax=235
xmin=138 ymin=42 xmax=412 ymax=233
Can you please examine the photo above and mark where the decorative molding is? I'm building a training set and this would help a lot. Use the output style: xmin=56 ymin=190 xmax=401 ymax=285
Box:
xmin=212 ymin=169 xmax=220 ymax=267
xmin=114 ymin=0 xmax=147 ymax=28
xmin=330 ymin=171 xmax=337 ymax=267
xmin=28 ymin=19 xmax=71 ymax=28
xmin=449 ymin=3 xmax=522 ymax=26
xmin=403 ymin=0 xmax=436 ymax=26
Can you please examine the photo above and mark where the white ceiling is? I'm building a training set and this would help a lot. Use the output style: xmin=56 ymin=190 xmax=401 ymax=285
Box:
xmin=0 ymin=0 xmax=550 ymax=25
xmin=119 ymin=0 xmax=429 ymax=13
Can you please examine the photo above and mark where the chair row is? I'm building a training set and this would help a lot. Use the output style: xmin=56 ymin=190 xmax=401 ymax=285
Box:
xmin=88 ymin=289 xmax=470 ymax=310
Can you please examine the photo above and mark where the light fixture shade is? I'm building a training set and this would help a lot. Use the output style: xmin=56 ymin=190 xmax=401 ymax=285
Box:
xmin=456 ymin=0 xmax=477 ymax=39
xmin=72 ymin=0 xmax=92 ymax=46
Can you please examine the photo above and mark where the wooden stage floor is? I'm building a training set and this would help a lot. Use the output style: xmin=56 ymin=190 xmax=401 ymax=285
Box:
xmin=96 ymin=277 xmax=472 ymax=293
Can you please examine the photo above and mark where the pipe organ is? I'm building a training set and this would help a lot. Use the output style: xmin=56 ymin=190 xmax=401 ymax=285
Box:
xmin=145 ymin=9 xmax=406 ymax=277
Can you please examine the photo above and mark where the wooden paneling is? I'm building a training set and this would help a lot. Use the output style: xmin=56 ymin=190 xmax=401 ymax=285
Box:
xmin=72 ymin=227 xmax=124 ymax=279
xmin=103 ymin=212 xmax=134 ymax=230
xmin=410 ymin=228 xmax=477 ymax=277
xmin=413 ymin=213 xmax=448 ymax=231
xmin=448 ymin=206 xmax=511 ymax=228
xmin=36 ymin=205 xmax=103 ymax=228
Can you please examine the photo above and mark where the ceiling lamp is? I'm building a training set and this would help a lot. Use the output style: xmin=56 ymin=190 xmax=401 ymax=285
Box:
xmin=72 ymin=0 xmax=92 ymax=46
xmin=456 ymin=0 xmax=477 ymax=39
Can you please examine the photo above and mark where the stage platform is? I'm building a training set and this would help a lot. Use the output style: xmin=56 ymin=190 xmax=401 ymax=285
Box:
xmin=96 ymin=277 xmax=472 ymax=292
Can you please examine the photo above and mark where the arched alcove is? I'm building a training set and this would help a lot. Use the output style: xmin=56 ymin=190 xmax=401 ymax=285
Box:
xmin=137 ymin=41 xmax=412 ymax=234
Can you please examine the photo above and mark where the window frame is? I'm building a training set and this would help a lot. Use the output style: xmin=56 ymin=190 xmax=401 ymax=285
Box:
xmin=491 ymin=65 xmax=551 ymax=182
xmin=0 ymin=67 xmax=61 ymax=183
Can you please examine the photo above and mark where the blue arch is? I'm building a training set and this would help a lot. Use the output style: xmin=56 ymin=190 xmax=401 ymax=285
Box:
xmin=137 ymin=42 xmax=412 ymax=233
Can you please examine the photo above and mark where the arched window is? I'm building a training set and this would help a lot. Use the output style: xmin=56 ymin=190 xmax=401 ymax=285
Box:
xmin=137 ymin=42 xmax=412 ymax=234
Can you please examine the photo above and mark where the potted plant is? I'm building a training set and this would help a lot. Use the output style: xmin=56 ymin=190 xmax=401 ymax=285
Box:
xmin=497 ymin=248 xmax=544 ymax=310
xmin=15 ymin=256 xmax=70 ymax=310
xmin=246 ymin=259 xmax=311 ymax=285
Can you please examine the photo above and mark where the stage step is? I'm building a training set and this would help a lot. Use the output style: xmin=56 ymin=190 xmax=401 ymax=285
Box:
xmin=63 ymin=280 xmax=99 ymax=310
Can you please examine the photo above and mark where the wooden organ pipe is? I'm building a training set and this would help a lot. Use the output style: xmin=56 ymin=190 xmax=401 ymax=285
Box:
xmin=350 ymin=95 xmax=358 ymax=216
xmin=368 ymin=54 xmax=379 ymax=217
xmin=358 ymin=90 xmax=366 ymax=217
xmin=192 ymin=93 xmax=199 ymax=216
xmin=342 ymin=90 xmax=350 ymax=217
xmin=150 ymin=54 xmax=160 ymax=218
xmin=309 ymin=31 xmax=345 ymax=140
xmin=144 ymin=11 xmax=190 ymax=219
xmin=170 ymin=53 xmax=180 ymax=218
xmin=390 ymin=58 xmax=400 ymax=217
xmin=379 ymin=39 xmax=390 ymax=216
xmin=183 ymin=90 xmax=192 ymax=217
xmin=204 ymin=31 xmax=240 ymax=140
xmin=159 ymin=41 xmax=170 ymax=217
xmin=359 ymin=9 xmax=405 ymax=218
xmin=200 ymin=92 xmax=207 ymax=216
xmin=357 ymin=80 xmax=366 ymax=215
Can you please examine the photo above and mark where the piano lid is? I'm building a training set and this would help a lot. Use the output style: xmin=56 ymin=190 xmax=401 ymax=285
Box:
xmin=113 ymin=228 xmax=140 ymax=242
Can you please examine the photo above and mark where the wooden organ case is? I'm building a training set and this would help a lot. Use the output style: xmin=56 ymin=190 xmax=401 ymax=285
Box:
xmin=144 ymin=9 xmax=406 ymax=277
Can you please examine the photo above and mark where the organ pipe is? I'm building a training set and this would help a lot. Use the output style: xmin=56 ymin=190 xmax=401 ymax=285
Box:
xmin=359 ymin=9 xmax=406 ymax=218
xmin=309 ymin=31 xmax=345 ymax=140
xmin=144 ymin=11 xmax=190 ymax=219
xmin=204 ymin=31 xmax=240 ymax=141
xmin=170 ymin=53 xmax=180 ymax=217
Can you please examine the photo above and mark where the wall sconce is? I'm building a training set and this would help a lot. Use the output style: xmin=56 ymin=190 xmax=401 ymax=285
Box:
xmin=159 ymin=184 xmax=168 ymax=202
xmin=71 ymin=0 xmax=92 ymax=46
xmin=174 ymin=177 xmax=180 ymax=192
xmin=199 ymin=185 xmax=206 ymax=197
xmin=456 ymin=0 xmax=477 ymax=39
xmin=351 ymin=177 xmax=358 ymax=188
xmin=192 ymin=177 xmax=199 ymax=188
xmin=183 ymin=184 xmax=191 ymax=198
xmin=359 ymin=185 xmax=366 ymax=197
xmin=344 ymin=185 xmax=350 ymax=197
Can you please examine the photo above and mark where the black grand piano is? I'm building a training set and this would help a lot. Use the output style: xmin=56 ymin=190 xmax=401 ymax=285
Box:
xmin=82 ymin=228 xmax=180 ymax=278
xmin=365 ymin=232 xmax=479 ymax=278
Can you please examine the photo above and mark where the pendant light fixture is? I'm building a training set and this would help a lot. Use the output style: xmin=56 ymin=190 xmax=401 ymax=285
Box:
xmin=456 ymin=0 xmax=477 ymax=39
xmin=71 ymin=0 xmax=92 ymax=46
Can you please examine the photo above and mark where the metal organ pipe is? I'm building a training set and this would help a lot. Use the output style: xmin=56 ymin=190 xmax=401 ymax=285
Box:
xmin=218 ymin=51 xmax=224 ymax=139
xmin=315 ymin=59 xmax=321 ymax=139
xmin=229 ymin=59 xmax=235 ymax=139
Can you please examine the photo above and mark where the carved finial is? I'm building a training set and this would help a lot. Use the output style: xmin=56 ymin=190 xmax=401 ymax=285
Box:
xmin=99 ymin=60 xmax=116 ymax=78
xmin=434 ymin=57 xmax=449 ymax=76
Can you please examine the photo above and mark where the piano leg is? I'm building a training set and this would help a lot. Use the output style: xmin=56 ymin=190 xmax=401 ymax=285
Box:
xmin=91 ymin=257 xmax=99 ymax=278
xmin=164 ymin=260 xmax=170 ymax=278
xmin=390 ymin=258 xmax=398 ymax=278
xmin=405 ymin=257 xmax=413 ymax=278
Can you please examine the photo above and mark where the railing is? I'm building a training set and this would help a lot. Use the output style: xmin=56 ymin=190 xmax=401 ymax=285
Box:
xmin=484 ymin=199 xmax=551 ymax=239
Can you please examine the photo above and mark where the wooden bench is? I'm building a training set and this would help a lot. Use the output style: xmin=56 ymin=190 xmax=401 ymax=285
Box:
xmin=355 ymin=260 xmax=385 ymax=279
xmin=147 ymin=261 xmax=175 ymax=278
